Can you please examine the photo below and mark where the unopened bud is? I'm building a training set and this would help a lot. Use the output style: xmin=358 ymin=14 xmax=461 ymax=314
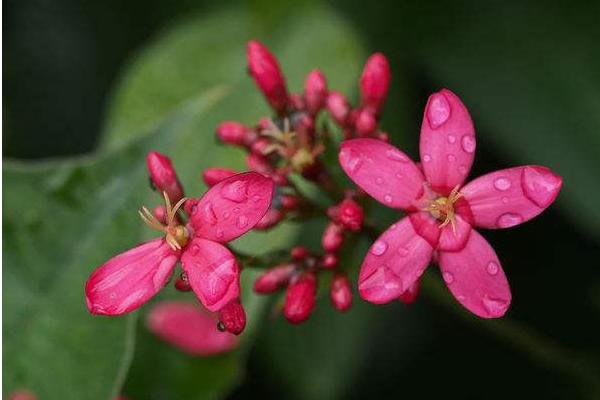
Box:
xmin=355 ymin=109 xmax=377 ymax=137
xmin=218 ymin=300 xmax=246 ymax=335
xmin=337 ymin=198 xmax=364 ymax=231
xmin=291 ymin=246 xmax=309 ymax=261
xmin=304 ymin=69 xmax=328 ymax=114
xmin=326 ymin=91 xmax=350 ymax=125
xmin=153 ymin=206 xmax=167 ymax=224
xmin=359 ymin=53 xmax=391 ymax=115
xmin=254 ymin=264 xmax=295 ymax=293
xmin=146 ymin=151 xmax=184 ymax=203
xmin=280 ymin=195 xmax=299 ymax=210
xmin=216 ymin=121 xmax=250 ymax=146
xmin=202 ymin=167 xmax=238 ymax=187
xmin=283 ymin=273 xmax=317 ymax=324
xmin=321 ymin=253 xmax=338 ymax=269
xmin=330 ymin=273 xmax=352 ymax=312
xmin=247 ymin=40 xmax=288 ymax=113
xmin=322 ymin=222 xmax=344 ymax=252
xmin=398 ymin=279 xmax=420 ymax=304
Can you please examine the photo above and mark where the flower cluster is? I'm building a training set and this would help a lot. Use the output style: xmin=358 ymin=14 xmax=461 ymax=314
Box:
xmin=85 ymin=39 xmax=562 ymax=341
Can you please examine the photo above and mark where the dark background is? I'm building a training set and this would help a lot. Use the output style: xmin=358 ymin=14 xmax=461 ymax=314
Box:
xmin=4 ymin=0 xmax=600 ymax=399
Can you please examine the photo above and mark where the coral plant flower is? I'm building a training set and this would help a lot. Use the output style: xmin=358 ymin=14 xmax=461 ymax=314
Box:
xmin=339 ymin=89 xmax=562 ymax=318
xmin=85 ymin=171 xmax=273 ymax=316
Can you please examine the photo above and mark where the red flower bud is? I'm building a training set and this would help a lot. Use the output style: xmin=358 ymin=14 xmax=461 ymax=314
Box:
xmin=283 ymin=273 xmax=317 ymax=324
xmin=326 ymin=91 xmax=350 ymax=125
xmin=251 ymin=138 xmax=271 ymax=156
xmin=304 ymin=69 xmax=328 ymax=114
xmin=153 ymin=205 xmax=167 ymax=224
xmin=254 ymin=264 xmax=295 ymax=293
xmin=246 ymin=153 xmax=273 ymax=175
xmin=174 ymin=272 xmax=192 ymax=292
xmin=202 ymin=167 xmax=238 ymax=187
xmin=322 ymin=222 xmax=344 ymax=252
xmin=321 ymin=253 xmax=338 ymax=269
xmin=216 ymin=121 xmax=250 ymax=146
xmin=146 ymin=151 xmax=184 ymax=202
xmin=280 ymin=195 xmax=299 ymax=210
xmin=291 ymin=246 xmax=309 ymax=261
xmin=355 ymin=109 xmax=377 ymax=137
xmin=218 ymin=300 xmax=246 ymax=335
xmin=359 ymin=53 xmax=391 ymax=115
xmin=377 ymin=131 xmax=389 ymax=142
xmin=254 ymin=209 xmax=284 ymax=230
xmin=398 ymin=279 xmax=420 ymax=304
xmin=330 ymin=273 xmax=352 ymax=312
xmin=247 ymin=40 xmax=288 ymax=113
xmin=337 ymin=198 xmax=364 ymax=231
xmin=289 ymin=94 xmax=305 ymax=110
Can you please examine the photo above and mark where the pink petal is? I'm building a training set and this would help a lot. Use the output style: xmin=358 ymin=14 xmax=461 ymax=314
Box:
xmin=438 ymin=215 xmax=472 ymax=252
xmin=438 ymin=229 xmax=511 ymax=318
xmin=339 ymin=139 xmax=425 ymax=210
xmin=358 ymin=217 xmax=433 ymax=304
xmin=398 ymin=279 xmax=421 ymax=304
xmin=85 ymin=238 xmax=178 ymax=315
xmin=147 ymin=301 xmax=238 ymax=356
xmin=419 ymin=89 xmax=476 ymax=195
xmin=460 ymin=166 xmax=562 ymax=229
xmin=188 ymin=172 xmax=274 ymax=243
xmin=180 ymin=238 xmax=240 ymax=312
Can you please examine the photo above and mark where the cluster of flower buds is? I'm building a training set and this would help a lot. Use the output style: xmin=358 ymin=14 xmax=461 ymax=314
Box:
xmin=254 ymin=246 xmax=353 ymax=323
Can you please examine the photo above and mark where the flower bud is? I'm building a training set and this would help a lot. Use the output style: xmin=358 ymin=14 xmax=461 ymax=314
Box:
xmin=146 ymin=151 xmax=184 ymax=202
xmin=251 ymin=138 xmax=271 ymax=155
xmin=8 ymin=390 xmax=37 ymax=400
xmin=153 ymin=206 xmax=167 ymax=224
xmin=337 ymin=198 xmax=364 ymax=231
xmin=247 ymin=40 xmax=288 ymax=113
xmin=283 ymin=273 xmax=317 ymax=324
xmin=216 ymin=121 xmax=250 ymax=146
xmin=355 ymin=109 xmax=377 ymax=137
xmin=398 ymin=279 xmax=420 ymax=304
xmin=322 ymin=222 xmax=344 ymax=252
xmin=321 ymin=253 xmax=338 ymax=269
xmin=280 ymin=195 xmax=299 ymax=210
xmin=174 ymin=272 xmax=192 ymax=292
xmin=254 ymin=209 xmax=284 ymax=230
xmin=326 ymin=91 xmax=350 ymax=125
xmin=218 ymin=300 xmax=246 ymax=335
xmin=359 ymin=52 xmax=391 ymax=115
xmin=202 ymin=167 xmax=238 ymax=187
xmin=246 ymin=153 xmax=273 ymax=175
xmin=254 ymin=264 xmax=295 ymax=293
xmin=291 ymin=246 xmax=309 ymax=261
xmin=289 ymin=94 xmax=305 ymax=110
xmin=304 ymin=69 xmax=328 ymax=114
xmin=377 ymin=131 xmax=389 ymax=142
xmin=330 ymin=273 xmax=352 ymax=312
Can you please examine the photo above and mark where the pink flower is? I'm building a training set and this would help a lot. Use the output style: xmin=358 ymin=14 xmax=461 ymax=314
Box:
xmin=339 ymin=89 xmax=562 ymax=318
xmin=147 ymin=301 xmax=238 ymax=356
xmin=85 ymin=170 xmax=274 ymax=331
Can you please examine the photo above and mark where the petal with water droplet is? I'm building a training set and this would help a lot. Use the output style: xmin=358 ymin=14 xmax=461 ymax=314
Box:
xmin=419 ymin=89 xmax=476 ymax=195
xmin=438 ymin=230 xmax=511 ymax=318
xmin=189 ymin=172 xmax=275 ymax=242
xmin=339 ymin=139 xmax=425 ymax=210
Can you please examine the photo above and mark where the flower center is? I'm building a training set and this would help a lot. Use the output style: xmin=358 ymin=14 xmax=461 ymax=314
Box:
xmin=139 ymin=191 xmax=189 ymax=251
xmin=425 ymin=185 xmax=462 ymax=231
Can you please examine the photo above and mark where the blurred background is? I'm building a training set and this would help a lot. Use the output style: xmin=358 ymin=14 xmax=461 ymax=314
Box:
xmin=4 ymin=0 xmax=600 ymax=399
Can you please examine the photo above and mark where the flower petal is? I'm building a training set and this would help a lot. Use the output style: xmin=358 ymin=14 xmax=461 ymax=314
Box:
xmin=359 ymin=217 xmax=433 ymax=304
xmin=188 ymin=172 xmax=274 ymax=243
xmin=147 ymin=301 xmax=238 ymax=356
xmin=438 ymin=214 xmax=472 ymax=252
xmin=339 ymin=139 xmax=425 ymax=210
xmin=460 ymin=166 xmax=562 ymax=229
xmin=419 ymin=89 xmax=476 ymax=195
xmin=180 ymin=238 xmax=240 ymax=312
xmin=85 ymin=238 xmax=178 ymax=315
xmin=438 ymin=230 xmax=511 ymax=318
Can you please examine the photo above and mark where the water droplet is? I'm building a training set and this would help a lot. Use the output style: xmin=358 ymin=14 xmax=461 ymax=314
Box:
xmin=423 ymin=154 xmax=431 ymax=163
xmin=427 ymin=93 xmax=451 ymax=129
xmin=203 ymin=203 xmax=217 ymax=225
xmin=223 ymin=211 xmax=231 ymax=220
xmin=447 ymin=135 xmax=456 ymax=144
xmin=493 ymin=177 xmax=511 ymax=191
xmin=496 ymin=213 xmax=523 ymax=228
xmin=370 ymin=240 xmax=388 ymax=256
xmin=390 ymin=224 xmax=397 ymax=230
xmin=395 ymin=173 xmax=402 ymax=179
xmin=447 ymin=154 xmax=456 ymax=162
xmin=252 ymin=195 xmax=262 ymax=203
xmin=397 ymin=246 xmax=409 ymax=257
xmin=384 ymin=194 xmax=393 ymax=203
xmin=233 ymin=207 xmax=241 ymax=213
xmin=376 ymin=177 xmax=384 ymax=185
xmin=442 ymin=271 xmax=455 ymax=284
xmin=190 ymin=244 xmax=201 ymax=255
xmin=482 ymin=295 xmax=509 ymax=316
xmin=458 ymin=165 xmax=468 ymax=175
xmin=237 ymin=215 xmax=248 ymax=229
xmin=221 ymin=180 xmax=248 ymax=202
xmin=216 ymin=229 xmax=225 ymax=239
xmin=501 ymin=196 xmax=509 ymax=204
xmin=521 ymin=166 xmax=562 ymax=208
xmin=461 ymin=135 xmax=476 ymax=153
xmin=486 ymin=261 xmax=499 ymax=275
xmin=341 ymin=149 xmax=363 ymax=174
xmin=386 ymin=149 xmax=409 ymax=162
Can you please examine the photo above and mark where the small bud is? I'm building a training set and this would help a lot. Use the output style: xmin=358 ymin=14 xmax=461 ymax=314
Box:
xmin=254 ymin=209 xmax=284 ymax=230
xmin=202 ymin=167 xmax=238 ymax=187
xmin=355 ymin=109 xmax=377 ymax=137
xmin=290 ymin=246 xmax=309 ymax=261
xmin=216 ymin=121 xmax=250 ymax=146
xmin=247 ymin=40 xmax=288 ymax=113
xmin=322 ymin=222 xmax=344 ymax=252
xmin=283 ymin=273 xmax=317 ymax=324
xmin=153 ymin=206 xmax=167 ymax=224
xmin=289 ymin=94 xmax=305 ymax=110
xmin=359 ymin=52 xmax=391 ymax=115
xmin=398 ymin=279 xmax=420 ymax=304
xmin=280 ymin=195 xmax=299 ymax=210
xmin=174 ymin=272 xmax=192 ymax=292
xmin=337 ymin=198 xmax=364 ymax=232
xmin=326 ymin=91 xmax=350 ymax=125
xmin=218 ymin=300 xmax=246 ymax=335
xmin=377 ymin=131 xmax=389 ymax=142
xmin=246 ymin=153 xmax=273 ymax=175
xmin=321 ymin=253 xmax=338 ymax=269
xmin=251 ymin=138 xmax=271 ymax=155
xmin=330 ymin=273 xmax=352 ymax=312
xmin=254 ymin=264 xmax=295 ymax=293
xmin=146 ymin=151 xmax=184 ymax=202
xmin=304 ymin=69 xmax=328 ymax=114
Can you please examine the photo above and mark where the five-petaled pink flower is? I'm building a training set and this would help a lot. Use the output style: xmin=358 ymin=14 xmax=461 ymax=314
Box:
xmin=339 ymin=89 xmax=562 ymax=318
xmin=85 ymin=160 xmax=274 ymax=326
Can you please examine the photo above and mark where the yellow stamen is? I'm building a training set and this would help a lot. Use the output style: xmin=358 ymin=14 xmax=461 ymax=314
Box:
xmin=139 ymin=191 xmax=189 ymax=251
xmin=424 ymin=185 xmax=463 ymax=233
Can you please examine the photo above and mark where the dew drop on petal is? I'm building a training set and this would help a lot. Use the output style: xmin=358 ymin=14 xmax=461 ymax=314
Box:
xmin=340 ymin=149 xmax=363 ymax=174
xmin=493 ymin=177 xmax=511 ymax=191
xmin=397 ymin=246 xmax=409 ymax=257
xmin=447 ymin=154 xmax=456 ymax=162
xmin=237 ymin=215 xmax=248 ymax=229
xmin=423 ymin=154 xmax=431 ymax=163
xmin=458 ymin=165 xmax=468 ymax=175
xmin=252 ymin=195 xmax=262 ymax=203
xmin=427 ymin=93 xmax=451 ymax=129
xmin=390 ymin=224 xmax=397 ymax=230
xmin=521 ymin=166 xmax=562 ymax=208
xmin=447 ymin=135 xmax=456 ymax=144
xmin=233 ymin=207 xmax=241 ymax=213
xmin=203 ymin=202 xmax=218 ymax=225
xmin=386 ymin=149 xmax=409 ymax=162
xmin=461 ymin=135 xmax=476 ymax=153
xmin=221 ymin=180 xmax=248 ymax=203
xmin=482 ymin=295 xmax=509 ymax=316
xmin=370 ymin=240 xmax=388 ymax=256
xmin=486 ymin=261 xmax=499 ymax=275
xmin=376 ymin=177 xmax=384 ymax=185
xmin=216 ymin=229 xmax=225 ymax=239
xmin=496 ymin=213 xmax=523 ymax=228
xmin=442 ymin=271 xmax=454 ymax=284
xmin=395 ymin=173 xmax=402 ymax=179
xmin=501 ymin=196 xmax=509 ymax=204
xmin=384 ymin=194 xmax=393 ymax=204
xmin=223 ymin=211 xmax=231 ymax=220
